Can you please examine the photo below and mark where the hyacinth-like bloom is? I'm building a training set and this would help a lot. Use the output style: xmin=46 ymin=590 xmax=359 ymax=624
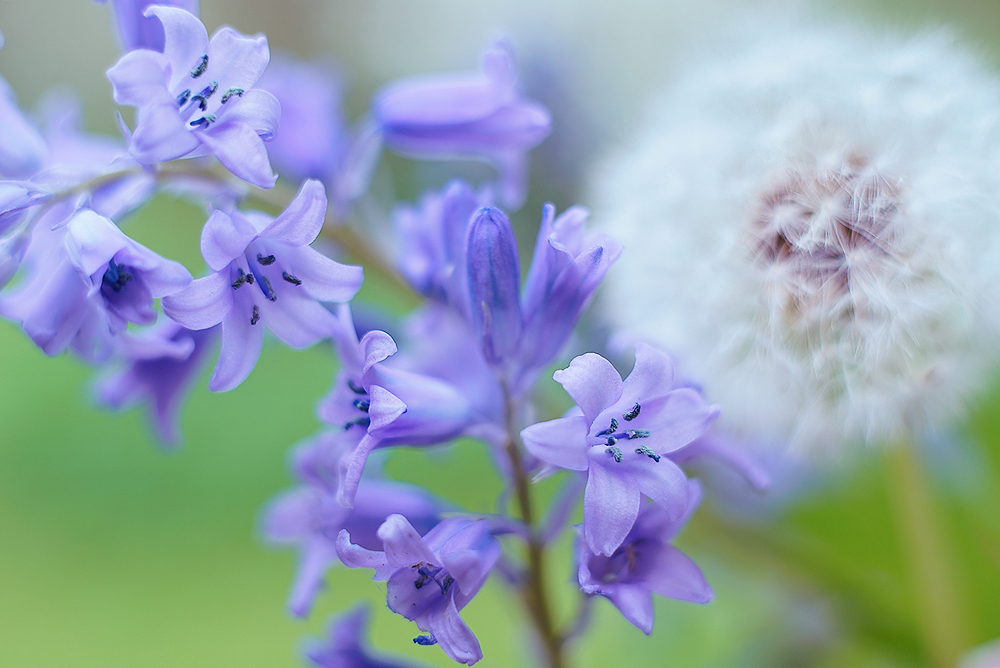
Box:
xmin=317 ymin=305 xmax=476 ymax=508
xmin=106 ymin=5 xmax=279 ymax=188
xmin=257 ymin=55 xmax=382 ymax=216
xmin=93 ymin=0 xmax=200 ymax=52
xmin=337 ymin=515 xmax=500 ymax=665
xmin=374 ymin=41 xmax=551 ymax=208
xmin=593 ymin=22 xmax=1000 ymax=453
xmin=0 ymin=75 xmax=47 ymax=178
xmin=306 ymin=605 xmax=423 ymax=668
xmin=263 ymin=430 xmax=442 ymax=617
xmin=578 ymin=481 xmax=713 ymax=634
xmin=521 ymin=344 xmax=719 ymax=556
xmin=0 ymin=206 xmax=192 ymax=360
xmin=95 ymin=320 xmax=217 ymax=445
xmin=162 ymin=179 xmax=362 ymax=391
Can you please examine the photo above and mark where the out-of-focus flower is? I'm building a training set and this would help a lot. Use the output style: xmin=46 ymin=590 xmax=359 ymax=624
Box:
xmin=959 ymin=637 xmax=1000 ymax=668
xmin=577 ymin=481 xmax=712 ymax=634
xmin=593 ymin=22 xmax=1000 ymax=453
xmin=306 ymin=605 xmax=424 ymax=668
xmin=521 ymin=344 xmax=718 ymax=556
xmin=94 ymin=320 xmax=217 ymax=446
xmin=256 ymin=55 xmax=382 ymax=217
xmin=0 ymin=75 xmax=47 ymax=178
xmin=263 ymin=430 xmax=442 ymax=618
xmin=162 ymin=179 xmax=363 ymax=391
xmin=374 ymin=41 xmax=550 ymax=209
xmin=93 ymin=0 xmax=201 ymax=53
xmin=106 ymin=5 xmax=279 ymax=188
xmin=337 ymin=515 xmax=500 ymax=666
xmin=0 ymin=206 xmax=191 ymax=360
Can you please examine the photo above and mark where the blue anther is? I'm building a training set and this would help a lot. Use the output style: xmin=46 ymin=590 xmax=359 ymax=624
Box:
xmin=190 ymin=54 xmax=208 ymax=78
xmin=221 ymin=87 xmax=244 ymax=103
xmin=344 ymin=416 xmax=371 ymax=430
xmin=347 ymin=379 xmax=366 ymax=395
xmin=634 ymin=445 xmax=660 ymax=462
xmin=102 ymin=259 xmax=133 ymax=293
xmin=282 ymin=271 xmax=302 ymax=285
xmin=353 ymin=399 xmax=370 ymax=412
xmin=597 ymin=417 xmax=619 ymax=437
xmin=413 ymin=635 xmax=438 ymax=646
xmin=623 ymin=402 xmax=641 ymax=421
xmin=256 ymin=253 xmax=276 ymax=266
xmin=260 ymin=275 xmax=277 ymax=302
xmin=175 ymin=88 xmax=191 ymax=106
xmin=250 ymin=305 xmax=260 ymax=326
xmin=232 ymin=268 xmax=247 ymax=290
xmin=606 ymin=446 xmax=624 ymax=463
xmin=189 ymin=114 xmax=216 ymax=128
xmin=625 ymin=429 xmax=650 ymax=439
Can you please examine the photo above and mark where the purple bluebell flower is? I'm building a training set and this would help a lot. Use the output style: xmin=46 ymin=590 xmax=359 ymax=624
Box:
xmin=94 ymin=0 xmax=201 ymax=53
xmin=0 ymin=206 xmax=192 ymax=360
xmin=513 ymin=204 xmax=622 ymax=388
xmin=263 ymin=430 xmax=443 ymax=618
xmin=105 ymin=5 xmax=279 ymax=188
xmin=336 ymin=515 xmax=500 ymax=665
xmin=465 ymin=206 xmax=522 ymax=366
xmin=256 ymin=55 xmax=382 ymax=216
xmin=317 ymin=305 xmax=477 ymax=508
xmin=577 ymin=481 xmax=713 ymax=634
xmin=94 ymin=320 xmax=217 ymax=446
xmin=306 ymin=605 xmax=424 ymax=668
xmin=520 ymin=344 xmax=719 ymax=556
xmin=374 ymin=41 xmax=550 ymax=209
xmin=162 ymin=179 xmax=363 ymax=392
xmin=0 ymin=76 xmax=47 ymax=178
xmin=0 ymin=182 xmax=48 ymax=236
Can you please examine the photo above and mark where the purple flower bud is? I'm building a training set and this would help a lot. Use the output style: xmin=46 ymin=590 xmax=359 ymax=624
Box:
xmin=336 ymin=515 xmax=500 ymax=665
xmin=521 ymin=344 xmax=719 ymax=556
xmin=162 ymin=179 xmax=363 ymax=391
xmin=577 ymin=482 xmax=713 ymax=635
xmin=306 ymin=605 xmax=424 ymax=668
xmin=94 ymin=0 xmax=201 ymax=53
xmin=105 ymin=6 xmax=279 ymax=188
xmin=374 ymin=41 xmax=551 ymax=208
xmin=466 ymin=206 xmax=522 ymax=367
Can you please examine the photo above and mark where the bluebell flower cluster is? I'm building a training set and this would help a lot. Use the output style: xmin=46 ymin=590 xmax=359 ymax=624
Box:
xmin=0 ymin=3 xmax=766 ymax=666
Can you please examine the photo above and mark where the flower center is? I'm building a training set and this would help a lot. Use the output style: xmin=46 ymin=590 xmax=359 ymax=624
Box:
xmin=174 ymin=54 xmax=246 ymax=130
xmin=749 ymin=154 xmax=903 ymax=334
xmin=229 ymin=251 xmax=304 ymax=326
xmin=343 ymin=379 xmax=371 ymax=429
xmin=592 ymin=403 xmax=659 ymax=463
xmin=102 ymin=259 xmax=133 ymax=293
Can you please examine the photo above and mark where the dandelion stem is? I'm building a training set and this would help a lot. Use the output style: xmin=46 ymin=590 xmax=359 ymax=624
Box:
xmin=885 ymin=441 xmax=968 ymax=668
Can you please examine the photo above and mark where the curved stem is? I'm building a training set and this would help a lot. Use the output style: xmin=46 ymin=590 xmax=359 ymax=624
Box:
xmin=502 ymin=386 xmax=567 ymax=668
xmin=884 ymin=442 xmax=968 ymax=668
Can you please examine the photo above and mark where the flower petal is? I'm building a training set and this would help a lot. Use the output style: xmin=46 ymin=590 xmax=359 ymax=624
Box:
xmin=631 ymin=458 xmax=689 ymax=521
xmin=208 ymin=295 xmax=264 ymax=391
xmin=259 ymin=179 xmax=327 ymax=245
xmin=162 ymin=271 xmax=232 ymax=330
xmin=219 ymin=88 xmax=280 ymax=141
xmin=335 ymin=529 xmax=392 ymax=579
xmin=376 ymin=514 xmax=438 ymax=568
xmin=640 ymin=389 xmax=720 ymax=453
xmin=621 ymin=342 xmax=676 ymax=402
xmin=106 ymin=49 xmax=173 ymax=107
xmin=423 ymin=597 xmax=483 ymax=666
xmin=287 ymin=538 xmax=338 ymax=618
xmin=198 ymin=118 xmax=276 ymax=188
xmin=200 ymin=210 xmax=255 ymax=271
xmin=203 ymin=26 xmax=269 ymax=92
xmin=130 ymin=102 xmax=201 ymax=163
xmin=281 ymin=245 xmax=364 ymax=303
xmin=258 ymin=288 xmax=337 ymax=349
xmin=584 ymin=461 xmax=640 ymax=556
xmin=146 ymin=5 xmax=209 ymax=89
xmin=607 ymin=585 xmax=655 ymax=635
xmin=553 ymin=353 xmax=623 ymax=427
xmin=520 ymin=415 xmax=590 ymax=471
xmin=642 ymin=544 xmax=714 ymax=604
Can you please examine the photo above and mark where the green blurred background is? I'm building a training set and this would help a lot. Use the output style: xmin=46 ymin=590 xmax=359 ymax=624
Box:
xmin=2 ymin=1 xmax=1000 ymax=667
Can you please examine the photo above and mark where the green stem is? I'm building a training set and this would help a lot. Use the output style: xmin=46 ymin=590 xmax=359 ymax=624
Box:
xmin=885 ymin=442 xmax=968 ymax=668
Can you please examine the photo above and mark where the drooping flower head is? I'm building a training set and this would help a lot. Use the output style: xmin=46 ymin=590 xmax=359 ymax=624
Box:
xmin=593 ymin=21 xmax=1000 ymax=453
xmin=577 ymin=481 xmax=713 ymax=634
xmin=375 ymin=41 xmax=551 ymax=209
xmin=521 ymin=344 xmax=719 ymax=556
xmin=162 ymin=179 xmax=363 ymax=391
xmin=336 ymin=515 xmax=501 ymax=665
xmin=106 ymin=5 xmax=279 ymax=188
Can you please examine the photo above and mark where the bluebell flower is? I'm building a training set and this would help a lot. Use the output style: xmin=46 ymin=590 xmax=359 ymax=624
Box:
xmin=336 ymin=515 xmax=500 ymax=665
xmin=0 ymin=75 xmax=47 ymax=178
xmin=316 ymin=305 xmax=476 ymax=508
xmin=465 ymin=206 xmax=522 ymax=367
xmin=306 ymin=605 xmax=425 ymax=668
xmin=374 ymin=41 xmax=550 ymax=208
xmin=577 ymin=481 xmax=713 ymax=634
xmin=106 ymin=5 xmax=279 ymax=187
xmin=94 ymin=320 xmax=217 ymax=446
xmin=263 ymin=430 xmax=443 ymax=618
xmin=521 ymin=344 xmax=719 ymax=556
xmin=94 ymin=0 xmax=201 ymax=53
xmin=0 ymin=205 xmax=192 ymax=360
xmin=162 ymin=179 xmax=363 ymax=391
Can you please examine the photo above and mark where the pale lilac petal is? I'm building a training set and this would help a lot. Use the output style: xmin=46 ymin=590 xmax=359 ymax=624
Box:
xmin=466 ymin=206 xmax=521 ymax=365
xmin=607 ymin=585 xmax=655 ymax=635
xmin=219 ymin=88 xmax=280 ymax=140
xmin=288 ymin=539 xmax=338 ymax=618
xmin=642 ymin=545 xmax=714 ymax=604
xmin=203 ymin=26 xmax=269 ymax=92
xmin=359 ymin=331 xmax=398 ymax=375
xmin=200 ymin=210 xmax=255 ymax=271
xmin=376 ymin=75 xmax=502 ymax=125
xmin=621 ymin=342 xmax=676 ymax=402
xmin=639 ymin=390 xmax=720 ymax=453
xmin=423 ymin=597 xmax=483 ymax=666
xmin=584 ymin=461 xmax=640 ymax=556
xmin=130 ymin=103 xmax=200 ymax=162
xmin=520 ymin=415 xmax=590 ymax=471
xmin=338 ymin=433 xmax=379 ymax=508
xmin=280 ymin=246 xmax=364 ymax=303
xmin=335 ymin=529 xmax=392 ymax=578
xmin=376 ymin=514 xmax=437 ymax=568
xmin=209 ymin=296 xmax=264 ymax=391
xmin=106 ymin=49 xmax=173 ymax=107
xmin=146 ymin=5 xmax=208 ymax=88
xmin=63 ymin=211 xmax=128 ymax=277
xmin=259 ymin=289 xmax=337 ymax=348
xmin=262 ymin=179 xmax=326 ymax=245
xmin=162 ymin=271 xmax=232 ymax=329
xmin=553 ymin=353 xmax=623 ymax=427
xmin=631 ymin=458 xmax=689 ymax=520
xmin=198 ymin=119 xmax=276 ymax=188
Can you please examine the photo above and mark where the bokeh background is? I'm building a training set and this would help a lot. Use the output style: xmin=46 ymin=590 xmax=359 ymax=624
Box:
xmin=2 ymin=1 xmax=1000 ymax=667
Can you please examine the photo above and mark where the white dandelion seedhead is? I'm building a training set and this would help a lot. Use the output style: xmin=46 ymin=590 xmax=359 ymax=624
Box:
xmin=593 ymin=19 xmax=1000 ymax=455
